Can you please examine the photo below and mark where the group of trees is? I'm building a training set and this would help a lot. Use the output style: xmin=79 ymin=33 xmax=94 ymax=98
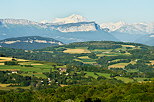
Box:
xmin=0 ymin=71 xmax=32 ymax=86
xmin=0 ymin=81 xmax=154 ymax=102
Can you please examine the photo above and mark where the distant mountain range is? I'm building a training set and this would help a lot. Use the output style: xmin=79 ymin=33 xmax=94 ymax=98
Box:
xmin=101 ymin=22 xmax=154 ymax=45
xmin=101 ymin=21 xmax=154 ymax=34
xmin=0 ymin=14 xmax=154 ymax=46
xmin=0 ymin=15 xmax=118 ymax=43
xmin=0 ymin=36 xmax=63 ymax=50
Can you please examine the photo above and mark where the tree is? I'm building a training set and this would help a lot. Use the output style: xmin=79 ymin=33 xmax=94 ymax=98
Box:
xmin=4 ymin=61 xmax=18 ymax=65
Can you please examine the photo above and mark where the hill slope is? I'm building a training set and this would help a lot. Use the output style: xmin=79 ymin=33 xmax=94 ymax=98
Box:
xmin=0 ymin=36 xmax=63 ymax=50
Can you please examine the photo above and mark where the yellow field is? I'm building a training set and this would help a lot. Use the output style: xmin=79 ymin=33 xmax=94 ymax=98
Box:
xmin=0 ymin=84 xmax=10 ymax=87
xmin=96 ymin=54 xmax=117 ymax=57
xmin=0 ymin=57 xmax=12 ymax=60
xmin=0 ymin=57 xmax=29 ymax=62
xmin=63 ymin=49 xmax=91 ymax=54
xmin=150 ymin=60 xmax=154 ymax=65
xmin=109 ymin=63 xmax=129 ymax=68
xmin=122 ymin=45 xmax=135 ymax=48
xmin=19 ymin=62 xmax=43 ymax=65
xmin=17 ymin=59 xmax=29 ymax=61
xmin=0 ymin=63 xmax=4 ymax=65
xmin=0 ymin=69 xmax=20 ymax=71
xmin=0 ymin=57 xmax=12 ymax=62
xmin=130 ymin=60 xmax=136 ymax=64
xmin=78 ymin=56 xmax=90 ymax=59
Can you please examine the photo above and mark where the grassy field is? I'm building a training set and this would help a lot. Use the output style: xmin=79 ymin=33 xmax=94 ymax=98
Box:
xmin=127 ymin=69 xmax=139 ymax=72
xmin=0 ymin=57 xmax=65 ymax=78
xmin=108 ymin=60 xmax=136 ymax=68
xmin=96 ymin=73 xmax=111 ymax=79
xmin=85 ymin=72 xmax=111 ymax=79
xmin=109 ymin=63 xmax=129 ymax=68
xmin=85 ymin=72 xmax=98 ymax=79
xmin=134 ymin=78 xmax=149 ymax=82
xmin=75 ymin=56 xmax=97 ymax=64
xmin=115 ymin=76 xmax=134 ymax=83
xmin=0 ymin=86 xmax=30 ymax=90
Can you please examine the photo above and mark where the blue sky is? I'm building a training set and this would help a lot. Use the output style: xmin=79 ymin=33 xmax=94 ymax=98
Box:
xmin=0 ymin=0 xmax=154 ymax=24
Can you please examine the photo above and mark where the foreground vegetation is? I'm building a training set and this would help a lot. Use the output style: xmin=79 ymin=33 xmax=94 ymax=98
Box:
xmin=0 ymin=41 xmax=154 ymax=101
xmin=0 ymin=81 xmax=154 ymax=102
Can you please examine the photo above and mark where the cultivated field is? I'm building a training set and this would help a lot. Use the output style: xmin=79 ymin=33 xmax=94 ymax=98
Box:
xmin=63 ymin=48 xmax=91 ymax=54
xmin=0 ymin=57 xmax=65 ymax=78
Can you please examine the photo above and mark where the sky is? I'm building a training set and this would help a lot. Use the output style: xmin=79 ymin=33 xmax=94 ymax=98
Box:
xmin=0 ymin=0 xmax=154 ymax=24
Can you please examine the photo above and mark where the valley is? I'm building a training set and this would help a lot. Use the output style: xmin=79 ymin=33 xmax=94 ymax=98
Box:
xmin=1 ymin=0 xmax=154 ymax=101
xmin=0 ymin=41 xmax=154 ymax=101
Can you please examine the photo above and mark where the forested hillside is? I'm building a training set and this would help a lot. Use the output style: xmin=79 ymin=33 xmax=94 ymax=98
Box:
xmin=0 ymin=41 xmax=154 ymax=101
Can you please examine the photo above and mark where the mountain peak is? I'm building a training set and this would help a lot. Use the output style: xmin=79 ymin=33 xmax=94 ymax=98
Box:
xmin=52 ymin=14 xmax=88 ymax=24
xmin=101 ymin=21 xmax=127 ymax=32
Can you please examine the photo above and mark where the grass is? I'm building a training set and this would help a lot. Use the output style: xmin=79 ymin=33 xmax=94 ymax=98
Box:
xmin=0 ymin=86 xmax=30 ymax=91
xmin=134 ymin=78 xmax=149 ymax=82
xmin=108 ymin=60 xmax=136 ymax=68
xmin=115 ymin=76 xmax=134 ymax=83
xmin=74 ymin=58 xmax=97 ymax=64
xmin=63 ymin=48 xmax=91 ymax=54
xmin=109 ymin=63 xmax=129 ymax=68
xmin=85 ymin=72 xmax=98 ymax=79
xmin=96 ymin=73 xmax=111 ymax=79
xmin=85 ymin=72 xmax=111 ymax=79
xmin=0 ymin=58 xmax=65 ymax=78
xmin=127 ymin=69 xmax=139 ymax=72
xmin=110 ymin=59 xmax=121 ymax=62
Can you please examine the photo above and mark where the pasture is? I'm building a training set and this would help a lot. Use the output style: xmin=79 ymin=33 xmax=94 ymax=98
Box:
xmin=0 ymin=57 xmax=65 ymax=78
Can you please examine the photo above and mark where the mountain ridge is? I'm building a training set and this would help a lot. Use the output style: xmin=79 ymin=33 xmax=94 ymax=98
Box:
xmin=0 ymin=36 xmax=63 ymax=50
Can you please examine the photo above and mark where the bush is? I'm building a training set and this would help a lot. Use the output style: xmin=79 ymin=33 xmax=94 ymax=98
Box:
xmin=4 ymin=61 xmax=18 ymax=65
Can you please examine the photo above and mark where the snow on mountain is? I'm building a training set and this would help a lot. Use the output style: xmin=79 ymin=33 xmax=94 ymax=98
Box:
xmin=39 ymin=14 xmax=103 ymax=33
xmin=52 ymin=14 xmax=88 ymax=24
xmin=101 ymin=22 xmax=154 ymax=34
xmin=0 ymin=19 xmax=37 ymax=25
xmin=101 ymin=21 xmax=126 ymax=32
xmin=48 ymin=22 xmax=101 ymax=32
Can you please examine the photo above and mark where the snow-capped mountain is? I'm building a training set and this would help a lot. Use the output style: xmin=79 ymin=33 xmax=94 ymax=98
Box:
xmin=101 ymin=22 xmax=154 ymax=34
xmin=40 ymin=14 xmax=103 ymax=33
xmin=52 ymin=14 xmax=88 ymax=24
xmin=0 ymin=19 xmax=37 ymax=25
xmin=0 ymin=16 xmax=118 ymax=44
xmin=0 ymin=36 xmax=63 ymax=50
xmin=48 ymin=22 xmax=101 ymax=32
xmin=101 ymin=21 xmax=126 ymax=32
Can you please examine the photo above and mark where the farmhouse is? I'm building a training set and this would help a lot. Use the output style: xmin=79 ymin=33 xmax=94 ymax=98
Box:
xmin=58 ymin=68 xmax=67 ymax=72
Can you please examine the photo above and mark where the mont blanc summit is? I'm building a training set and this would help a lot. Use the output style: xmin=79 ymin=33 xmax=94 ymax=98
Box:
xmin=52 ymin=14 xmax=88 ymax=24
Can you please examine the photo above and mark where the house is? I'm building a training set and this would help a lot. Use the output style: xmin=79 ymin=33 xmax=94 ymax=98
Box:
xmin=58 ymin=68 xmax=67 ymax=72
xmin=12 ymin=71 xmax=18 ymax=74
